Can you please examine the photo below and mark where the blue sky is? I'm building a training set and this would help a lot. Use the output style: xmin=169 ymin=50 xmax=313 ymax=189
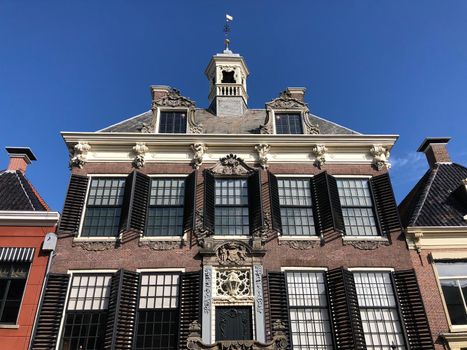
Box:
xmin=1 ymin=0 xmax=466 ymax=211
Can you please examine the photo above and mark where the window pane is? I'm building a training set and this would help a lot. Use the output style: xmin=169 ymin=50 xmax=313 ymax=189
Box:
xmin=354 ymin=272 xmax=406 ymax=350
xmin=337 ymin=179 xmax=379 ymax=236
xmin=0 ymin=263 xmax=29 ymax=324
xmin=67 ymin=274 xmax=112 ymax=311
xmin=81 ymin=207 xmax=122 ymax=237
xmin=214 ymin=179 xmax=249 ymax=235
xmin=62 ymin=311 xmax=107 ymax=350
xmin=278 ymin=179 xmax=316 ymax=236
xmin=159 ymin=111 xmax=187 ymax=134
xmin=441 ymin=279 xmax=467 ymax=325
xmin=437 ymin=261 xmax=467 ymax=277
xmin=286 ymin=272 xmax=333 ymax=349
xmin=275 ymin=113 xmax=303 ymax=134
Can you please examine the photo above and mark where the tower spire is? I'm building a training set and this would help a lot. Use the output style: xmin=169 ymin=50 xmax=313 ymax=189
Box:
xmin=224 ymin=14 xmax=233 ymax=54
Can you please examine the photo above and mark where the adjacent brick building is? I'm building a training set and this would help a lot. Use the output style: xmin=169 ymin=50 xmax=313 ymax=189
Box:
xmin=400 ymin=138 xmax=467 ymax=350
xmin=0 ymin=147 xmax=59 ymax=350
xmin=32 ymin=46 xmax=434 ymax=350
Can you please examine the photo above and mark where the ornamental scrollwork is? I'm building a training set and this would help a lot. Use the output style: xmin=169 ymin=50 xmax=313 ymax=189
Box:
xmin=138 ymin=240 xmax=180 ymax=250
xmin=72 ymin=240 xmax=115 ymax=251
xmin=191 ymin=143 xmax=208 ymax=169
xmin=370 ymin=145 xmax=391 ymax=171
xmin=69 ymin=142 xmax=91 ymax=169
xmin=208 ymin=154 xmax=255 ymax=176
xmin=216 ymin=242 xmax=249 ymax=266
xmin=132 ymin=142 xmax=149 ymax=169
xmin=152 ymin=88 xmax=195 ymax=108
xmin=260 ymin=110 xmax=274 ymax=135
xmin=193 ymin=210 xmax=213 ymax=247
xmin=343 ymin=239 xmax=391 ymax=250
xmin=255 ymin=144 xmax=270 ymax=169
xmin=266 ymin=90 xmax=307 ymax=109
xmin=138 ymin=122 xmax=155 ymax=133
xmin=215 ymin=269 xmax=251 ymax=298
xmin=311 ymin=144 xmax=327 ymax=168
xmin=303 ymin=113 xmax=320 ymax=135
xmin=279 ymin=239 xmax=320 ymax=250
xmin=188 ymin=110 xmax=203 ymax=134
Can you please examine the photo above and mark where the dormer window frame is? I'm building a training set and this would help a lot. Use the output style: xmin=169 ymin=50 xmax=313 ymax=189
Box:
xmin=268 ymin=108 xmax=308 ymax=135
xmin=154 ymin=106 xmax=191 ymax=135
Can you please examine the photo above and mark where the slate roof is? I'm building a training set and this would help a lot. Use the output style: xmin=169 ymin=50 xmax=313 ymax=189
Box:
xmin=99 ymin=109 xmax=359 ymax=135
xmin=399 ymin=163 xmax=467 ymax=227
xmin=0 ymin=170 xmax=49 ymax=211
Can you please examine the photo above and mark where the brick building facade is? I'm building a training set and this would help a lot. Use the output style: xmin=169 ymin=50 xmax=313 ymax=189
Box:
xmin=32 ymin=48 xmax=433 ymax=350
xmin=0 ymin=147 xmax=59 ymax=350
xmin=400 ymin=138 xmax=467 ymax=350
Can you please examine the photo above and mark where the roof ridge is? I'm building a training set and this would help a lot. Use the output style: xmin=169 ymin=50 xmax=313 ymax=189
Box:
xmin=410 ymin=165 xmax=439 ymax=226
xmin=14 ymin=171 xmax=36 ymax=210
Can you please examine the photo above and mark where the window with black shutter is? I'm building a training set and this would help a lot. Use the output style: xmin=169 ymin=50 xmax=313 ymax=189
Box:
xmin=178 ymin=271 xmax=201 ymax=348
xmin=267 ymin=272 xmax=291 ymax=349
xmin=58 ymin=174 xmax=89 ymax=235
xmin=204 ymin=171 xmax=263 ymax=236
xmin=135 ymin=272 xmax=181 ymax=350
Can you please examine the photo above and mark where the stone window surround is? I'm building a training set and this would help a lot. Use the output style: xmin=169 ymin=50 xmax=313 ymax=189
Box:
xmin=154 ymin=106 xmax=191 ymax=135
xmin=269 ymin=108 xmax=308 ymax=135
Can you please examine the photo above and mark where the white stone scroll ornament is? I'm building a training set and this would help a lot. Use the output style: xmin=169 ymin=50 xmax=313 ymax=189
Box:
xmin=311 ymin=144 xmax=327 ymax=168
xmin=255 ymin=144 xmax=270 ymax=169
xmin=370 ymin=144 xmax=391 ymax=171
xmin=191 ymin=143 xmax=207 ymax=169
xmin=132 ymin=142 xmax=149 ymax=169
xmin=69 ymin=142 xmax=91 ymax=169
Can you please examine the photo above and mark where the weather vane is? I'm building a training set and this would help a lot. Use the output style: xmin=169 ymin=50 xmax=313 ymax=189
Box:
xmin=224 ymin=14 xmax=233 ymax=53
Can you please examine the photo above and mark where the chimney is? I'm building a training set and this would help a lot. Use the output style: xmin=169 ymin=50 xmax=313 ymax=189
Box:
xmin=5 ymin=147 xmax=37 ymax=174
xmin=286 ymin=87 xmax=307 ymax=102
xmin=150 ymin=85 xmax=172 ymax=102
xmin=417 ymin=137 xmax=452 ymax=168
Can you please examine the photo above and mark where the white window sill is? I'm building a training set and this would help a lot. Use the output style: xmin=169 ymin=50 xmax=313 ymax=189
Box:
xmin=278 ymin=236 xmax=320 ymax=241
xmin=343 ymin=236 xmax=389 ymax=242
xmin=450 ymin=325 xmax=467 ymax=333
xmin=140 ymin=236 xmax=184 ymax=242
xmin=0 ymin=324 xmax=19 ymax=329
xmin=73 ymin=237 xmax=118 ymax=242
xmin=212 ymin=235 xmax=250 ymax=240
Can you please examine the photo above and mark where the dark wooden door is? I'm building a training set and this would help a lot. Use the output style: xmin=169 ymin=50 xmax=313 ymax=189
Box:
xmin=215 ymin=306 xmax=252 ymax=341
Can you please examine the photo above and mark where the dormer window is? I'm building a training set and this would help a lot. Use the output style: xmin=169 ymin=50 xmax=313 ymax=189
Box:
xmin=158 ymin=111 xmax=187 ymax=133
xmin=221 ymin=71 xmax=236 ymax=84
xmin=275 ymin=113 xmax=303 ymax=134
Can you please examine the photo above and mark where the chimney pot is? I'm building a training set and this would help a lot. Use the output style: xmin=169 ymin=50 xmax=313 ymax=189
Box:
xmin=417 ymin=137 xmax=452 ymax=168
xmin=286 ymin=87 xmax=307 ymax=102
xmin=5 ymin=147 xmax=37 ymax=174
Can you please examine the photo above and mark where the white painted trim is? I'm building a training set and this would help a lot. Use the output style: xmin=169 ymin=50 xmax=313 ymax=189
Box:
xmin=333 ymin=175 xmax=372 ymax=179
xmin=0 ymin=325 xmax=19 ymax=329
xmin=342 ymin=236 xmax=389 ymax=242
xmin=281 ymin=267 xmax=328 ymax=272
xmin=212 ymin=235 xmax=250 ymax=240
xmin=347 ymin=267 xmax=395 ymax=272
xmin=0 ymin=211 xmax=59 ymax=226
xmin=73 ymin=237 xmax=118 ymax=242
xmin=149 ymin=174 xmax=187 ymax=178
xmin=278 ymin=236 xmax=320 ymax=241
xmin=67 ymin=269 xmax=118 ymax=274
xmin=431 ymin=252 xmax=467 ymax=260
xmin=139 ymin=235 xmax=186 ymax=242
xmin=136 ymin=268 xmax=185 ymax=273
xmin=275 ymin=174 xmax=313 ymax=178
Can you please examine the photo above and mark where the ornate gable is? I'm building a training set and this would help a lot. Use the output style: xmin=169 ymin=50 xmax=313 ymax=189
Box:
xmin=207 ymin=154 xmax=255 ymax=176
xmin=265 ymin=90 xmax=307 ymax=110
xmin=152 ymin=88 xmax=196 ymax=108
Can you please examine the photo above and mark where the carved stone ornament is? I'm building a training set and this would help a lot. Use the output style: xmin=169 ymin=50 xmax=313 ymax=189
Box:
xmin=138 ymin=240 xmax=180 ymax=250
xmin=208 ymin=154 xmax=255 ymax=176
xmin=370 ymin=144 xmax=391 ymax=171
xmin=266 ymin=90 xmax=307 ymax=109
xmin=69 ymin=142 xmax=91 ymax=169
xmin=216 ymin=242 xmax=248 ymax=266
xmin=216 ymin=269 xmax=251 ymax=298
xmin=279 ymin=239 xmax=320 ymax=250
xmin=152 ymin=88 xmax=195 ymax=108
xmin=260 ymin=110 xmax=274 ymax=135
xmin=132 ymin=142 xmax=149 ymax=169
xmin=343 ymin=239 xmax=391 ymax=250
xmin=138 ymin=122 xmax=155 ymax=133
xmin=311 ymin=144 xmax=327 ymax=168
xmin=72 ymin=240 xmax=116 ymax=251
xmin=252 ymin=213 xmax=273 ymax=244
xmin=303 ymin=113 xmax=320 ymax=135
xmin=188 ymin=110 xmax=203 ymax=134
xmin=191 ymin=143 xmax=208 ymax=169
xmin=255 ymin=144 xmax=270 ymax=169
xmin=193 ymin=210 xmax=213 ymax=247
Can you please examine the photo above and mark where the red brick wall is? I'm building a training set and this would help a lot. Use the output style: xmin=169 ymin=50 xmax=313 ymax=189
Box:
xmin=425 ymin=144 xmax=451 ymax=168
xmin=0 ymin=226 xmax=53 ymax=350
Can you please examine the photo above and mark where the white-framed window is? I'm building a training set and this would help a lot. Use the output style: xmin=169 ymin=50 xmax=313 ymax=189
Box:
xmin=81 ymin=177 xmax=126 ymax=237
xmin=278 ymin=178 xmax=316 ymax=236
xmin=158 ymin=111 xmax=187 ymax=133
xmin=145 ymin=178 xmax=185 ymax=237
xmin=336 ymin=178 xmax=379 ymax=236
xmin=61 ymin=273 xmax=113 ymax=350
xmin=0 ymin=262 xmax=30 ymax=325
xmin=214 ymin=178 xmax=249 ymax=235
xmin=135 ymin=272 xmax=181 ymax=350
xmin=435 ymin=260 xmax=467 ymax=326
xmin=275 ymin=113 xmax=303 ymax=134
xmin=285 ymin=271 xmax=333 ymax=349
xmin=353 ymin=271 xmax=406 ymax=349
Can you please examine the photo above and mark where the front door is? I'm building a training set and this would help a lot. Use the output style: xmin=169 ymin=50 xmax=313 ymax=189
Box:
xmin=215 ymin=306 xmax=252 ymax=341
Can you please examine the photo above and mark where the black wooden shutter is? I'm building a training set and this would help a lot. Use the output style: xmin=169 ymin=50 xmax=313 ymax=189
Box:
xmin=248 ymin=170 xmax=264 ymax=235
xmin=183 ymin=171 xmax=197 ymax=233
xmin=311 ymin=172 xmax=344 ymax=236
xmin=120 ymin=171 xmax=151 ymax=233
xmin=267 ymin=272 xmax=291 ymax=350
xmin=58 ymin=174 xmax=89 ymax=234
xmin=326 ymin=268 xmax=366 ymax=350
xmin=268 ymin=172 xmax=282 ymax=233
xmin=369 ymin=173 xmax=401 ymax=236
xmin=104 ymin=270 xmax=140 ymax=350
xmin=393 ymin=269 xmax=435 ymax=350
xmin=203 ymin=170 xmax=215 ymax=233
xmin=178 ymin=271 xmax=202 ymax=349
xmin=31 ymin=273 xmax=70 ymax=350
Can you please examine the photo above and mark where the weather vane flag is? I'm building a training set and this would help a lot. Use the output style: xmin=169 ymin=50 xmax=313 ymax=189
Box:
xmin=224 ymin=14 xmax=233 ymax=53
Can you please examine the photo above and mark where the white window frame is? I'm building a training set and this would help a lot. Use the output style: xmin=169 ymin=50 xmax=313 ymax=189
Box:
xmin=271 ymin=109 xmax=307 ymax=135
xmin=155 ymin=107 xmax=190 ymax=134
